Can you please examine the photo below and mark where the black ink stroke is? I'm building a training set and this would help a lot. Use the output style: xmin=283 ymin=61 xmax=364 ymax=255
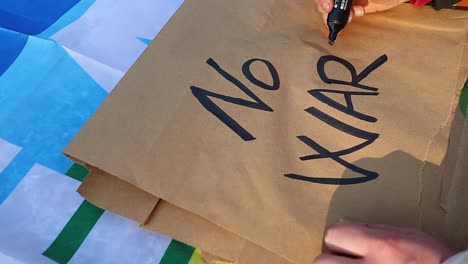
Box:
xmin=284 ymin=107 xmax=379 ymax=185
xmin=284 ymin=135 xmax=379 ymax=185
xmin=300 ymin=107 xmax=379 ymax=160
xmin=308 ymin=89 xmax=378 ymax=122
xmin=285 ymin=54 xmax=388 ymax=185
xmin=191 ymin=58 xmax=280 ymax=141
xmin=316 ymin=55 xmax=388 ymax=91
xmin=242 ymin=58 xmax=280 ymax=90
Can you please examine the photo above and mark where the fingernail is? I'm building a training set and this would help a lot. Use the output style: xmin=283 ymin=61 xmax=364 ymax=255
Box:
xmin=355 ymin=8 xmax=364 ymax=17
xmin=323 ymin=2 xmax=331 ymax=12
xmin=348 ymin=14 xmax=353 ymax=23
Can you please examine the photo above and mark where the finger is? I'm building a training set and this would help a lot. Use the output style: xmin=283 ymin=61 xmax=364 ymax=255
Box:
xmin=322 ymin=13 xmax=328 ymax=26
xmin=347 ymin=222 xmax=419 ymax=235
xmin=314 ymin=253 xmax=364 ymax=264
xmin=348 ymin=9 xmax=354 ymax=23
xmin=315 ymin=0 xmax=333 ymax=13
xmin=362 ymin=0 xmax=405 ymax=14
xmin=324 ymin=222 xmax=376 ymax=257
xmin=352 ymin=5 xmax=365 ymax=18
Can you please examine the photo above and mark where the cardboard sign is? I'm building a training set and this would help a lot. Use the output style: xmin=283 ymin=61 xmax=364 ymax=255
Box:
xmin=66 ymin=0 xmax=468 ymax=262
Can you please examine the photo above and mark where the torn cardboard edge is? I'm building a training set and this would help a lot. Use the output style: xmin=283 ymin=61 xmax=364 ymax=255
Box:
xmin=417 ymin=25 xmax=468 ymax=219
xmin=439 ymin=31 xmax=468 ymax=209
xmin=415 ymin=74 xmax=468 ymax=229
xmin=438 ymin=105 xmax=468 ymax=211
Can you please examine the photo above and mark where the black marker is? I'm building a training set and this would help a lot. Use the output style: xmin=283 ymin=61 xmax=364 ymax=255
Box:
xmin=327 ymin=0 xmax=353 ymax=46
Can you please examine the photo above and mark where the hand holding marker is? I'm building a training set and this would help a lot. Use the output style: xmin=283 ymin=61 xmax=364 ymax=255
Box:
xmin=327 ymin=0 xmax=353 ymax=45
xmin=315 ymin=0 xmax=407 ymax=45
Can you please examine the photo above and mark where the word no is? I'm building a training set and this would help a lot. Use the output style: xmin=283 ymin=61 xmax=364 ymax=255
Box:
xmin=190 ymin=58 xmax=280 ymax=141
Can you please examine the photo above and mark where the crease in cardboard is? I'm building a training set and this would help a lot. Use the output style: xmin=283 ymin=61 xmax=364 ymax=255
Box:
xmin=237 ymin=239 xmax=247 ymax=263
xmin=142 ymin=197 xmax=161 ymax=226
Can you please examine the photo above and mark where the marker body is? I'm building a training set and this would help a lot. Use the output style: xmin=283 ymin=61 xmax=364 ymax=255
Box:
xmin=327 ymin=0 xmax=353 ymax=45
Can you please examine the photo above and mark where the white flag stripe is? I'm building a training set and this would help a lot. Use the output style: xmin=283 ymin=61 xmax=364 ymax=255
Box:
xmin=0 ymin=138 xmax=21 ymax=174
xmin=62 ymin=46 xmax=125 ymax=93
xmin=0 ymin=164 xmax=83 ymax=264
xmin=52 ymin=0 xmax=184 ymax=73
xmin=0 ymin=252 xmax=27 ymax=264
xmin=70 ymin=211 xmax=172 ymax=264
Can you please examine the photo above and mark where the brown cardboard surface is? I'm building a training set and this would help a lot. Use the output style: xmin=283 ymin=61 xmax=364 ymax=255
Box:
xmin=77 ymin=167 xmax=159 ymax=223
xmin=144 ymin=200 xmax=245 ymax=261
xmin=238 ymin=242 xmax=292 ymax=264
xmin=79 ymin=168 xmax=290 ymax=263
xmin=65 ymin=1 xmax=468 ymax=262
xmin=144 ymin=200 xmax=292 ymax=264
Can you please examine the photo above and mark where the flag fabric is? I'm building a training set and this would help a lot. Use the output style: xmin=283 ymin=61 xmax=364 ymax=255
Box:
xmin=0 ymin=1 xmax=204 ymax=263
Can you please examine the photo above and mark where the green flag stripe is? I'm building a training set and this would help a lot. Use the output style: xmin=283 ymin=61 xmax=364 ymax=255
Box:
xmin=43 ymin=200 xmax=105 ymax=264
xmin=65 ymin=163 xmax=89 ymax=182
xmin=460 ymin=80 xmax=468 ymax=118
xmin=160 ymin=240 xmax=196 ymax=264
